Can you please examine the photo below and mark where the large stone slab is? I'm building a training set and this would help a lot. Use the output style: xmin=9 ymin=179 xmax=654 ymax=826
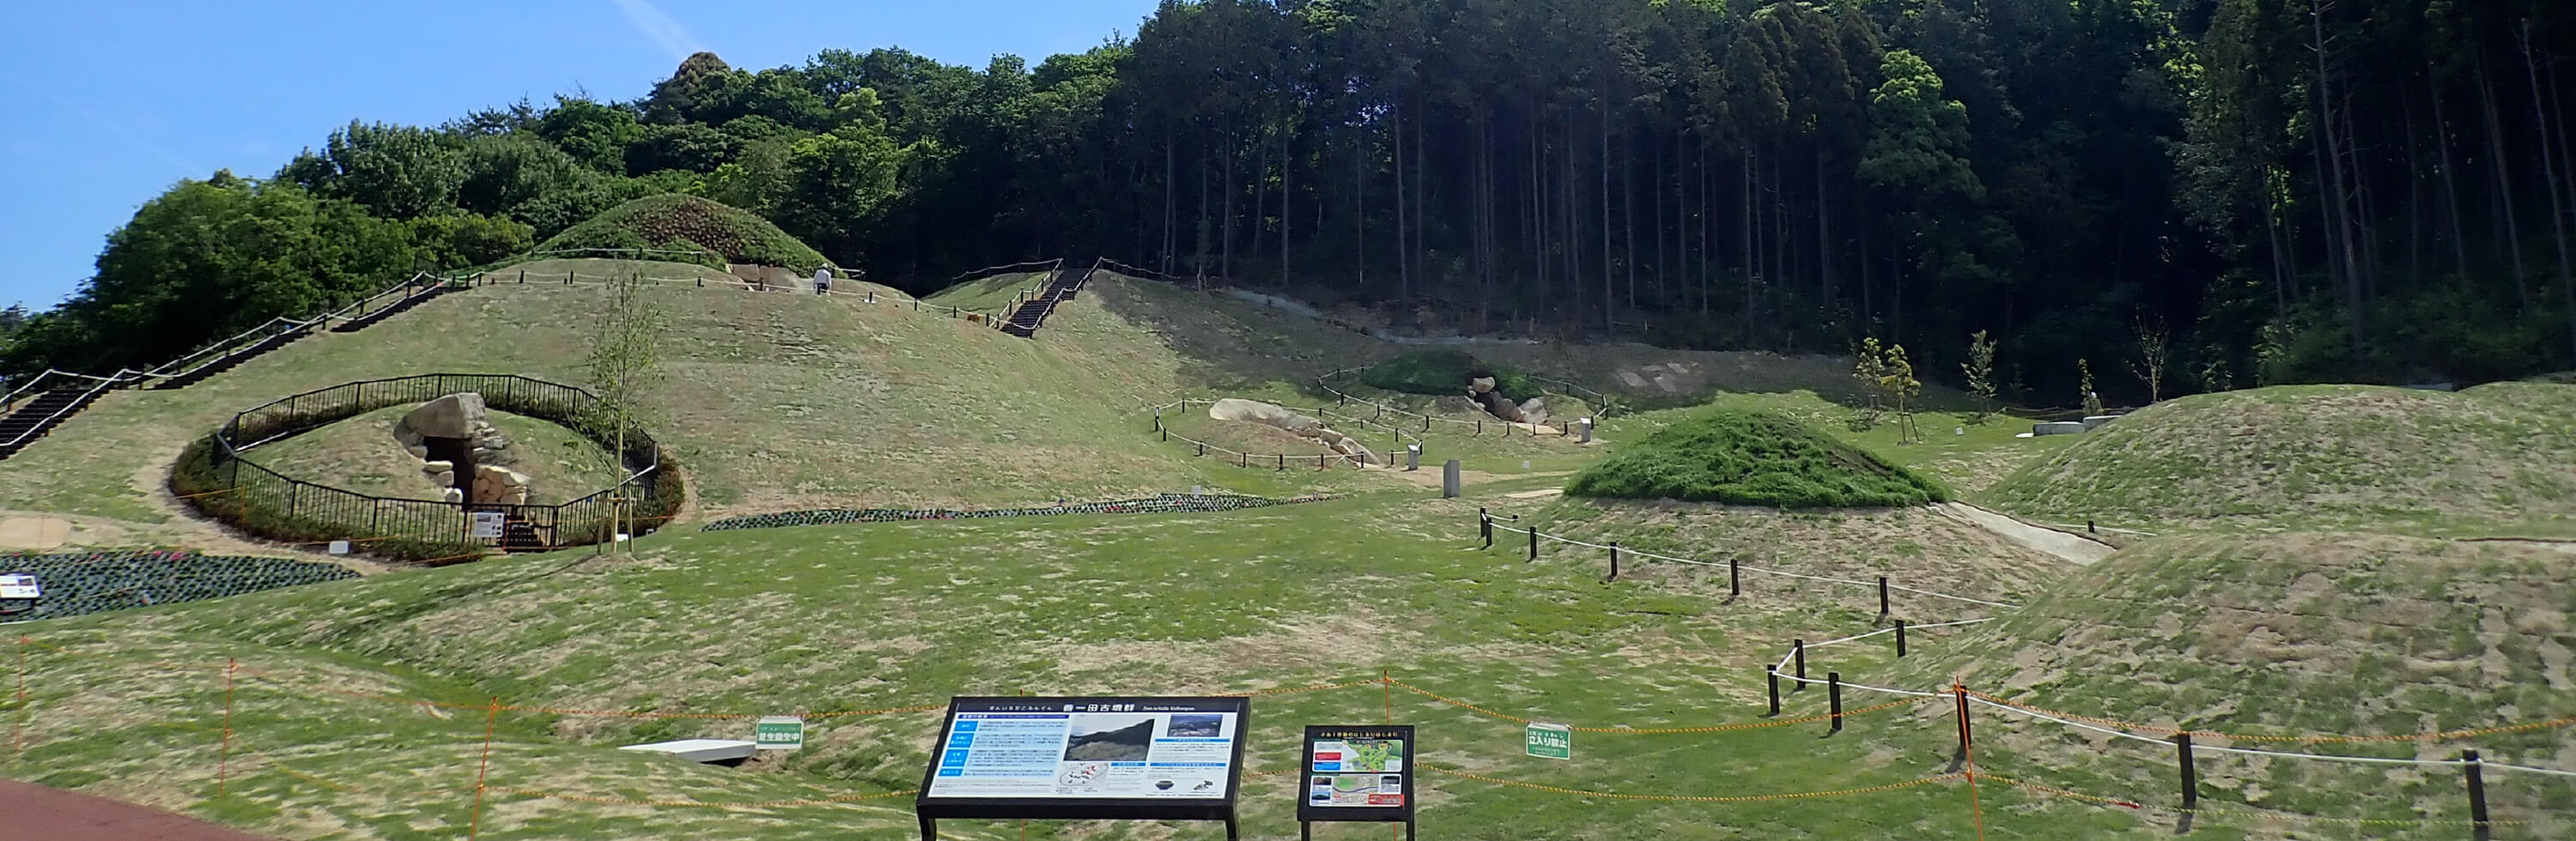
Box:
xmin=2033 ymin=421 xmax=2087 ymax=436
xmin=403 ymin=393 xmax=489 ymax=440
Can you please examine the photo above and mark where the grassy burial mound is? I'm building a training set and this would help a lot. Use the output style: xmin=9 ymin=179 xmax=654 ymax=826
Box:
xmin=1362 ymin=349 xmax=1541 ymax=401
xmin=1565 ymin=408 xmax=1949 ymax=507
xmin=534 ymin=194 xmax=831 ymax=271
xmin=1984 ymin=383 xmax=2576 ymax=534
xmin=1891 ymin=534 xmax=2576 ymax=834
xmin=923 ymin=269 xmax=1055 ymax=312
xmin=246 ymin=404 xmax=626 ymax=505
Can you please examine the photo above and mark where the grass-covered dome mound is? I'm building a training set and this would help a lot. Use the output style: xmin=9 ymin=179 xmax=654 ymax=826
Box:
xmin=535 ymin=193 xmax=832 ymax=271
xmin=1564 ymin=408 xmax=1948 ymax=507
xmin=1360 ymin=350 xmax=1541 ymax=400
xmin=1984 ymin=383 xmax=2576 ymax=531
xmin=1887 ymin=534 xmax=2576 ymax=831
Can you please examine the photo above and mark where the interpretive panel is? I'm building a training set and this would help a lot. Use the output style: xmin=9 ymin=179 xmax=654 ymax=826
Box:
xmin=915 ymin=696 xmax=1250 ymax=838
xmin=1297 ymin=725 xmax=1415 ymax=824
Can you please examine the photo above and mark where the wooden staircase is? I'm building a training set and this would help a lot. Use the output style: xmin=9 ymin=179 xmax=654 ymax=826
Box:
xmin=999 ymin=262 xmax=1096 ymax=338
xmin=0 ymin=387 xmax=105 ymax=461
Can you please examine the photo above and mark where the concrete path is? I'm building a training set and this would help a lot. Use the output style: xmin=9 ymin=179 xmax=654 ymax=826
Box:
xmin=0 ymin=779 xmax=273 ymax=840
xmin=1935 ymin=503 xmax=2117 ymax=566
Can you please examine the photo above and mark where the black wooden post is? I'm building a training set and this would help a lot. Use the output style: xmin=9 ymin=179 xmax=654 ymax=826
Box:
xmin=1953 ymin=687 xmax=1972 ymax=758
xmin=1161 ymin=428 xmax=1169 ymax=442
xmin=1278 ymin=454 xmax=1285 ymax=471
xmin=2173 ymin=734 xmax=2196 ymax=809
xmin=518 ymin=269 xmax=525 ymax=283
xmin=1765 ymin=666 xmax=1780 ymax=716
xmin=2464 ymin=750 xmax=2492 ymax=840
xmin=1827 ymin=673 xmax=1843 ymax=734
xmin=1607 ymin=542 xmax=1619 ymax=581
xmin=1792 ymin=639 xmax=1806 ymax=689
xmin=1197 ymin=443 xmax=1206 ymax=457
xmin=1895 ymin=620 xmax=1908 ymax=657
xmin=1528 ymin=526 xmax=1539 ymax=561
xmin=1879 ymin=576 xmax=1891 ymax=619
xmin=1479 ymin=508 xmax=1492 ymax=548
xmin=1729 ymin=556 xmax=1741 ymax=596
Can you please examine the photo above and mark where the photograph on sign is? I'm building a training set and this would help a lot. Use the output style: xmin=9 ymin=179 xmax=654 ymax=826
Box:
xmin=1298 ymin=724 xmax=1416 ymax=826
xmin=0 ymin=573 xmax=39 ymax=599
xmin=919 ymin=696 xmax=1249 ymax=804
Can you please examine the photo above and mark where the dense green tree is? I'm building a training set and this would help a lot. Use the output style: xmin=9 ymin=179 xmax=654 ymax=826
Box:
xmin=278 ymin=121 xmax=466 ymax=218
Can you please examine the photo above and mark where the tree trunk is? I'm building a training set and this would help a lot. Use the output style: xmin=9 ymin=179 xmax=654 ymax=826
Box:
xmin=1394 ymin=93 xmax=1410 ymax=299
xmin=1356 ymin=112 xmax=1366 ymax=291
xmin=2403 ymin=83 xmax=2424 ymax=289
xmin=2430 ymin=70 xmax=2470 ymax=279
xmin=2522 ymin=22 xmax=2576 ymax=360
xmin=1222 ymin=124 xmax=1236 ymax=278
xmin=1196 ymin=126 xmax=1212 ymax=277
xmin=1624 ymin=127 xmax=1637 ymax=313
xmin=1252 ymin=122 xmax=1270 ymax=264
xmin=1816 ymin=149 xmax=1832 ymax=313
xmin=1655 ymin=131 xmax=1668 ymax=305
xmin=2312 ymin=0 xmax=2366 ymax=354
xmin=1741 ymin=145 xmax=1755 ymax=345
xmin=1280 ymin=118 xmax=1292 ymax=288
xmin=2478 ymin=48 xmax=2532 ymax=310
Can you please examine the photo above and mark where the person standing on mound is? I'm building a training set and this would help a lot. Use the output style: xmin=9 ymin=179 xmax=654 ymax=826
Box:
xmin=813 ymin=267 xmax=832 ymax=295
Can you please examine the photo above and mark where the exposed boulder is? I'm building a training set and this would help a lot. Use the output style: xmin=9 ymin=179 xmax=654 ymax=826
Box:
xmin=472 ymin=464 xmax=531 ymax=505
xmin=1518 ymin=397 xmax=1549 ymax=425
xmin=1469 ymin=376 xmax=1498 ymax=395
xmin=402 ymin=393 xmax=488 ymax=440
xmin=1206 ymin=399 xmax=1376 ymax=465
xmin=1471 ymin=390 xmax=1526 ymax=423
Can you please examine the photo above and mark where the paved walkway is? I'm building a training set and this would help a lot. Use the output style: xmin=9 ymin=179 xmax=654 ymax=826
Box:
xmin=0 ymin=779 xmax=273 ymax=840
xmin=1935 ymin=502 xmax=2117 ymax=566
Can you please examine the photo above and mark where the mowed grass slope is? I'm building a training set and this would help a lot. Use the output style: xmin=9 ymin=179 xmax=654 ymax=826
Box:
xmin=1886 ymin=534 xmax=2576 ymax=836
xmin=0 ymin=260 xmax=1376 ymax=539
xmin=11 ymin=489 xmax=2161 ymax=840
xmin=1983 ymin=384 xmax=2576 ymax=535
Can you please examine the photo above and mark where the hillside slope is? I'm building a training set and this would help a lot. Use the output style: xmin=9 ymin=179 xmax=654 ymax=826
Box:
xmin=1983 ymin=384 xmax=2576 ymax=535
xmin=1886 ymin=533 xmax=2576 ymax=835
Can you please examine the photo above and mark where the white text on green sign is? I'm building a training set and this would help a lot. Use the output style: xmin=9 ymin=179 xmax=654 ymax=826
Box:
xmin=1524 ymin=723 xmax=1571 ymax=759
xmin=756 ymin=716 xmax=804 ymax=751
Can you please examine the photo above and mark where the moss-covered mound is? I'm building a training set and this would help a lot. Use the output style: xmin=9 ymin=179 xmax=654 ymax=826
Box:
xmin=1984 ymin=383 xmax=2576 ymax=532
xmin=1360 ymin=350 xmax=1540 ymax=401
xmin=1564 ymin=408 xmax=1949 ymax=506
xmin=1889 ymin=534 xmax=2576 ymax=832
xmin=535 ymin=194 xmax=832 ymax=271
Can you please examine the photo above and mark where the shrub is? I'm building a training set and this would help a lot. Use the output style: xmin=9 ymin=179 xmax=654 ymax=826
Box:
xmin=1360 ymin=350 xmax=1542 ymax=402
xmin=535 ymin=193 xmax=832 ymax=272
xmin=1564 ymin=408 xmax=1950 ymax=507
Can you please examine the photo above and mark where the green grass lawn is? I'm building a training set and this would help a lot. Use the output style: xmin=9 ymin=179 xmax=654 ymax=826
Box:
xmin=249 ymin=405 xmax=625 ymax=505
xmin=922 ymin=269 xmax=1055 ymax=313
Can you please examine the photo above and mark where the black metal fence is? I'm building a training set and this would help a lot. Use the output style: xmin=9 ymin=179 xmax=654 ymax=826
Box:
xmin=190 ymin=374 xmax=678 ymax=561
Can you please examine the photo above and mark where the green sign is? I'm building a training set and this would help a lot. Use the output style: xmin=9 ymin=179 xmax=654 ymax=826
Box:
xmin=1524 ymin=723 xmax=1571 ymax=759
xmin=756 ymin=716 xmax=804 ymax=751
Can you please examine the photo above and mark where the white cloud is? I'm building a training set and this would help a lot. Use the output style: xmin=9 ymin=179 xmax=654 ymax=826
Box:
xmin=610 ymin=0 xmax=708 ymax=62
xmin=3 ymin=72 xmax=199 ymax=176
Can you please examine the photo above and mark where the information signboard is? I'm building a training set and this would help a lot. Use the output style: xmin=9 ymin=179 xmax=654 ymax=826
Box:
xmin=470 ymin=511 xmax=506 ymax=541
xmin=0 ymin=574 xmax=39 ymax=600
xmin=1297 ymin=724 xmax=1415 ymax=837
xmin=915 ymin=696 xmax=1250 ymax=840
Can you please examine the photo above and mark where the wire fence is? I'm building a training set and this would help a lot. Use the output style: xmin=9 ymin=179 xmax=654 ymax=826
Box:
xmin=1146 ymin=398 xmax=1426 ymax=469
xmin=1473 ymin=505 xmax=2576 ymax=832
xmin=179 ymin=374 xmax=676 ymax=562
xmin=9 ymin=637 xmax=2565 ymax=838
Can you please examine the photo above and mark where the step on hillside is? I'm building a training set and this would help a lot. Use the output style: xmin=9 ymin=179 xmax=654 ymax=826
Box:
xmin=0 ymin=389 xmax=99 ymax=460
xmin=999 ymin=263 xmax=1093 ymax=338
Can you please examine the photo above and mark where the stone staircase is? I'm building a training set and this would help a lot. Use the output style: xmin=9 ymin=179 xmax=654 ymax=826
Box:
xmin=999 ymin=261 xmax=1096 ymax=338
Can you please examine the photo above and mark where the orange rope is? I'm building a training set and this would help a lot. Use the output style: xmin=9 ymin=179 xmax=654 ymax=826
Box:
xmin=1965 ymin=689 xmax=2576 ymax=743
xmin=1980 ymin=773 xmax=2528 ymax=826
xmin=1391 ymin=678 xmax=1930 ymax=733
xmin=1423 ymin=764 xmax=1961 ymax=802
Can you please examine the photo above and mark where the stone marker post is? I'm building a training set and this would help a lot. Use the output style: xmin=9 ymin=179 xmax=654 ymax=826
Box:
xmin=1579 ymin=417 xmax=1594 ymax=443
xmin=1407 ymin=445 xmax=1421 ymax=472
xmin=1442 ymin=459 xmax=1461 ymax=498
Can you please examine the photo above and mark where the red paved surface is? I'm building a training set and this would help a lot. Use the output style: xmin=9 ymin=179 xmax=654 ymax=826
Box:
xmin=0 ymin=778 xmax=274 ymax=840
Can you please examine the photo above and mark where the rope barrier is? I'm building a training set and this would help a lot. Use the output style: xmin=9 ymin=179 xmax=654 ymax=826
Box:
xmin=1422 ymin=765 xmax=1963 ymax=802
xmin=1389 ymin=678 xmax=1932 ymax=733
xmin=1492 ymin=521 xmax=2021 ymax=609
xmin=1979 ymin=772 xmax=2529 ymax=826
xmin=1965 ymin=690 xmax=2576 ymax=747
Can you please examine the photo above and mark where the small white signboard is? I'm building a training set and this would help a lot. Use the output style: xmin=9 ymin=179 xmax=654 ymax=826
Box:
xmin=756 ymin=716 xmax=805 ymax=751
xmin=328 ymin=540 xmax=352 ymax=555
xmin=470 ymin=511 xmax=506 ymax=541
xmin=0 ymin=574 xmax=39 ymax=599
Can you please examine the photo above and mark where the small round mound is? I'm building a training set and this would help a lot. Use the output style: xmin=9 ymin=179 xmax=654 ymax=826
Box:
xmin=536 ymin=194 xmax=832 ymax=272
xmin=1984 ymin=384 xmax=2576 ymax=529
xmin=1891 ymin=534 xmax=2575 ymax=829
xmin=1564 ymin=408 xmax=1947 ymax=507
xmin=1360 ymin=350 xmax=1540 ymax=401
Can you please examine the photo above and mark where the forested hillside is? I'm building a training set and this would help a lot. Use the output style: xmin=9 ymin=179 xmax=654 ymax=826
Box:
xmin=7 ymin=0 xmax=2573 ymax=399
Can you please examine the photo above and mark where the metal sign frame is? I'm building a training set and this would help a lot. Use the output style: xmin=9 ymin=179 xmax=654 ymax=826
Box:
xmin=1297 ymin=724 xmax=1416 ymax=839
xmin=914 ymin=695 xmax=1252 ymax=840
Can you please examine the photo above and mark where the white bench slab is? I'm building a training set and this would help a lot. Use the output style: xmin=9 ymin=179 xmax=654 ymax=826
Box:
xmin=620 ymin=739 xmax=758 ymax=764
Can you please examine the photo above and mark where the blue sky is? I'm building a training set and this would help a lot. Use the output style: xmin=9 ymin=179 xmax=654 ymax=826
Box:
xmin=0 ymin=0 xmax=1158 ymax=312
